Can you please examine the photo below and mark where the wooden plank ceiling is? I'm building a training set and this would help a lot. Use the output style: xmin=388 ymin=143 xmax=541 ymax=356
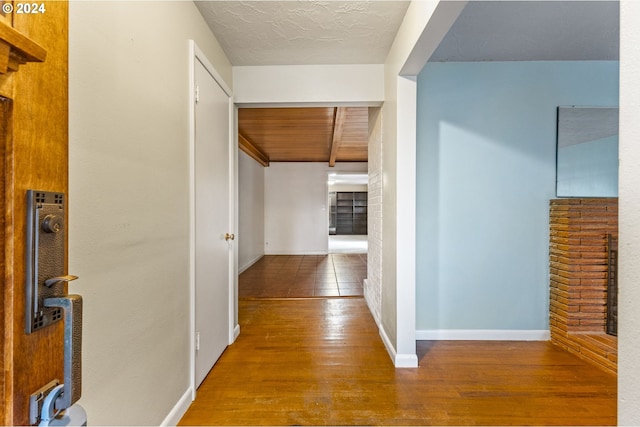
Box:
xmin=238 ymin=107 xmax=368 ymax=167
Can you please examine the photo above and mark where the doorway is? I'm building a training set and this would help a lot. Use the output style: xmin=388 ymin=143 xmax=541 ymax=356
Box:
xmin=189 ymin=42 xmax=235 ymax=391
xmin=327 ymin=172 xmax=369 ymax=255
xmin=237 ymin=107 xmax=370 ymax=300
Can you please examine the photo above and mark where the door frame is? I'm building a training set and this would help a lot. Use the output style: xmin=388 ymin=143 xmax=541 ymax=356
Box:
xmin=188 ymin=40 xmax=237 ymax=399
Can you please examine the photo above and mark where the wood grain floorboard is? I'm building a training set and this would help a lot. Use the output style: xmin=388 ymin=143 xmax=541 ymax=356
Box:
xmin=179 ymin=298 xmax=616 ymax=426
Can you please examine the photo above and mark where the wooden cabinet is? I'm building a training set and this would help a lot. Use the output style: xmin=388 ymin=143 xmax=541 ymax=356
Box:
xmin=335 ymin=192 xmax=367 ymax=235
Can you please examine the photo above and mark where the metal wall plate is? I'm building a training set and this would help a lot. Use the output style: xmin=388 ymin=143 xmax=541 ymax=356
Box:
xmin=29 ymin=379 xmax=60 ymax=425
xmin=25 ymin=190 xmax=66 ymax=334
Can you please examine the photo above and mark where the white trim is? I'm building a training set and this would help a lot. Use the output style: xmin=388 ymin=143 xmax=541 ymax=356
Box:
xmin=378 ymin=324 xmax=419 ymax=368
xmin=188 ymin=39 xmax=235 ymax=400
xmin=233 ymin=324 xmax=241 ymax=341
xmin=395 ymin=353 xmax=419 ymax=368
xmin=416 ymin=329 xmax=551 ymax=341
xmin=228 ymin=96 xmax=237 ymax=346
xmin=239 ymin=254 xmax=264 ymax=274
xmin=192 ymin=42 xmax=232 ymax=97
xmin=159 ymin=388 xmax=193 ymax=427
xmin=378 ymin=324 xmax=397 ymax=363
xmin=395 ymin=75 xmax=418 ymax=365
xmin=264 ymin=251 xmax=328 ymax=256
xmin=383 ymin=1 xmax=467 ymax=369
xmin=188 ymin=39 xmax=197 ymax=402
xmin=399 ymin=1 xmax=468 ymax=76
xmin=235 ymin=101 xmax=383 ymax=109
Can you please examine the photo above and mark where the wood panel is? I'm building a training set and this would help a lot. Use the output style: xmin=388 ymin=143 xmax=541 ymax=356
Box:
xmin=179 ymin=298 xmax=616 ymax=426
xmin=1 ymin=2 xmax=68 ymax=424
xmin=328 ymin=107 xmax=344 ymax=166
xmin=0 ymin=15 xmax=46 ymax=74
xmin=0 ymin=94 xmax=9 ymax=425
xmin=238 ymin=107 xmax=368 ymax=164
xmin=238 ymin=133 xmax=269 ymax=166
xmin=337 ymin=106 xmax=368 ymax=162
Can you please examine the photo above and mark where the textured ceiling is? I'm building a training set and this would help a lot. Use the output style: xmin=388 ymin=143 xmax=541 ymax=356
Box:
xmin=195 ymin=1 xmax=410 ymax=65
xmin=196 ymin=1 xmax=619 ymax=66
xmin=430 ymin=1 xmax=619 ymax=62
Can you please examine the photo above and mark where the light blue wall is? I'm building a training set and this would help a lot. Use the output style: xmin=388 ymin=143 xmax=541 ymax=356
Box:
xmin=416 ymin=61 xmax=619 ymax=331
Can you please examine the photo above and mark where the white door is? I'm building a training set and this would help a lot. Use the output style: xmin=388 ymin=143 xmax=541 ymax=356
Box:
xmin=194 ymin=57 xmax=230 ymax=387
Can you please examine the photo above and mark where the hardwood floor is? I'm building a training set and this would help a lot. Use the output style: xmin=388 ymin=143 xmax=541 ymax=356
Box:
xmin=179 ymin=298 xmax=616 ymax=426
xmin=239 ymin=255 xmax=367 ymax=298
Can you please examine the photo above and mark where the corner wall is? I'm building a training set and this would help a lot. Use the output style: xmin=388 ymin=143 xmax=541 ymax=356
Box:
xmin=380 ymin=0 xmax=459 ymax=366
xmin=68 ymin=2 xmax=232 ymax=424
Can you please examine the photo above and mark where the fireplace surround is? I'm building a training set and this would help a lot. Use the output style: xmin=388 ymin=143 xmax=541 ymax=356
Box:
xmin=549 ymin=198 xmax=618 ymax=374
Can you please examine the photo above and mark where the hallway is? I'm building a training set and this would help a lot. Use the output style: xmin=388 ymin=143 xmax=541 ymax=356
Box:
xmin=179 ymin=298 xmax=616 ymax=426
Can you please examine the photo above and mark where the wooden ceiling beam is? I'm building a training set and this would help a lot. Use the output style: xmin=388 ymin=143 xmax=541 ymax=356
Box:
xmin=239 ymin=133 xmax=269 ymax=167
xmin=329 ymin=107 xmax=347 ymax=167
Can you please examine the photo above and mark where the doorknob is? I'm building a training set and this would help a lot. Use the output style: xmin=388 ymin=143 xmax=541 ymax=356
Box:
xmin=44 ymin=275 xmax=79 ymax=288
xmin=25 ymin=190 xmax=86 ymax=425
xmin=225 ymin=233 xmax=235 ymax=241
xmin=43 ymin=294 xmax=83 ymax=410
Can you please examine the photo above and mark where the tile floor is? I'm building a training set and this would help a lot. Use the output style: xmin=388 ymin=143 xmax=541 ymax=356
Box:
xmin=328 ymin=234 xmax=368 ymax=254
xmin=239 ymin=254 xmax=367 ymax=298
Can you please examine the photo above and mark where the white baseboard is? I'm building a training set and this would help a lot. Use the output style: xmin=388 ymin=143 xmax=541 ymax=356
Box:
xmin=239 ymin=254 xmax=263 ymax=274
xmin=378 ymin=323 xmax=396 ymax=361
xmin=233 ymin=324 xmax=241 ymax=341
xmin=416 ymin=329 xmax=550 ymax=341
xmin=368 ymin=292 xmax=417 ymax=368
xmin=378 ymin=324 xmax=419 ymax=368
xmin=264 ymin=250 xmax=328 ymax=256
xmin=395 ymin=353 xmax=419 ymax=368
xmin=160 ymin=387 xmax=193 ymax=426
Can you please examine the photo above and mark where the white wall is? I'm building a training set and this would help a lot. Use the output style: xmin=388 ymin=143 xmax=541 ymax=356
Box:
xmin=329 ymin=184 xmax=368 ymax=193
xmin=619 ymin=1 xmax=640 ymax=423
xmin=265 ymin=162 xmax=367 ymax=255
xmin=234 ymin=64 xmax=384 ymax=106
xmin=68 ymin=2 xmax=231 ymax=425
xmin=238 ymin=151 xmax=265 ymax=272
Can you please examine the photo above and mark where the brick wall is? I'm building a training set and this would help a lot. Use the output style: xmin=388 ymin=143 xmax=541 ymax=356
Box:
xmin=365 ymin=107 xmax=382 ymax=325
xmin=549 ymin=198 xmax=618 ymax=375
